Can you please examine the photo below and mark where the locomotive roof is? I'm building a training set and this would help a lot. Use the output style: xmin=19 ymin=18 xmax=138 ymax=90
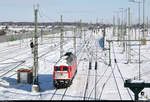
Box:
xmin=55 ymin=52 xmax=76 ymax=66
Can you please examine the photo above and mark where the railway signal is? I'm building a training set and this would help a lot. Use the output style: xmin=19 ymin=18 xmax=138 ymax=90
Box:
xmin=30 ymin=40 xmax=34 ymax=54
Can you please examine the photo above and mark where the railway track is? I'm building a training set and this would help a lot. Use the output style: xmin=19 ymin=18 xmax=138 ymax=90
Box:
xmin=110 ymin=65 xmax=122 ymax=100
xmin=0 ymin=61 xmax=25 ymax=81
xmin=0 ymin=37 xmax=72 ymax=88
xmin=83 ymin=32 xmax=98 ymax=100
xmin=112 ymin=42 xmax=133 ymax=100
xmin=87 ymin=65 xmax=109 ymax=100
xmin=0 ymin=37 xmax=71 ymax=68
xmin=130 ymin=46 xmax=150 ymax=80
xmin=49 ymin=35 xmax=89 ymax=100
xmin=31 ymin=33 xmax=85 ymax=100
xmin=83 ymin=62 xmax=91 ymax=100
xmin=87 ymin=41 xmax=132 ymax=100
xmin=50 ymin=88 xmax=68 ymax=100
xmin=0 ymin=32 xmax=60 ymax=54
xmin=0 ymin=40 xmax=60 ymax=62
xmin=0 ymin=44 xmax=22 ymax=54
xmin=0 ymin=30 xmax=94 ymax=100
xmin=0 ymin=43 xmax=57 ymax=74
xmin=1 ymin=30 xmax=103 ymax=100
xmin=77 ymin=41 xmax=92 ymax=100
xmin=87 ymin=33 xmax=110 ymax=100
xmin=130 ymin=48 xmax=150 ymax=61
xmin=0 ymin=35 xmax=69 ymax=62
xmin=49 ymin=30 xmax=91 ymax=100
xmin=61 ymin=88 xmax=68 ymax=100
xmin=98 ymin=66 xmax=114 ymax=100
xmin=50 ymin=89 xmax=58 ymax=100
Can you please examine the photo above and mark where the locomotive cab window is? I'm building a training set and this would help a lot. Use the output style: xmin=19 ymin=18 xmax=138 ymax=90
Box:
xmin=55 ymin=67 xmax=61 ymax=71
xmin=63 ymin=67 xmax=68 ymax=71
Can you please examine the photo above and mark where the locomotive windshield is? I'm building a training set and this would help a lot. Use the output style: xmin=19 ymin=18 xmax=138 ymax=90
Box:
xmin=55 ymin=67 xmax=61 ymax=71
xmin=63 ymin=67 xmax=68 ymax=71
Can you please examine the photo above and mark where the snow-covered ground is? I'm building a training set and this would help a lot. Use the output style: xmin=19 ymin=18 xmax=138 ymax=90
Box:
xmin=0 ymin=28 xmax=150 ymax=100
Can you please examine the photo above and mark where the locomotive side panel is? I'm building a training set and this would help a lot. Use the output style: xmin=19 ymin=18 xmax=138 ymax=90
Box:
xmin=71 ymin=59 xmax=77 ymax=79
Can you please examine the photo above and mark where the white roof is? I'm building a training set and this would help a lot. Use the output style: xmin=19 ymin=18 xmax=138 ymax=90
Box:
xmin=55 ymin=56 xmax=69 ymax=66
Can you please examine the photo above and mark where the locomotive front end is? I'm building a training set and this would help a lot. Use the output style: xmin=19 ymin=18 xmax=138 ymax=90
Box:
xmin=53 ymin=66 xmax=71 ymax=88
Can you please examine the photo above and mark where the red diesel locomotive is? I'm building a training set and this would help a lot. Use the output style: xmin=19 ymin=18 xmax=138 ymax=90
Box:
xmin=53 ymin=52 xmax=77 ymax=88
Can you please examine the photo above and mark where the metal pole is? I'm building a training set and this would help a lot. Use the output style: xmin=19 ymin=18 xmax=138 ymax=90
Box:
xmin=120 ymin=8 xmax=125 ymax=51
xmin=118 ymin=14 xmax=120 ymax=41
xmin=84 ymin=29 xmax=85 ymax=42
xmin=60 ymin=15 xmax=63 ymax=57
xmin=95 ymin=61 xmax=97 ymax=100
xmin=128 ymin=8 xmax=131 ymax=63
xmin=80 ymin=19 xmax=82 ymax=39
xmin=147 ymin=16 xmax=148 ymax=36
xmin=113 ymin=16 xmax=115 ymax=36
xmin=139 ymin=1 xmax=141 ymax=80
xmin=95 ymin=38 xmax=98 ymax=100
xmin=124 ymin=9 xmax=127 ymax=36
xmin=33 ymin=9 xmax=39 ymax=85
xmin=103 ymin=27 xmax=106 ymax=48
xmin=125 ymin=9 xmax=128 ymax=53
xmin=138 ymin=1 xmax=141 ymax=40
xmin=125 ymin=9 xmax=128 ymax=61
xmin=41 ymin=29 xmax=43 ymax=44
xmin=121 ymin=8 xmax=123 ymax=44
xmin=135 ymin=27 xmax=137 ymax=40
xmin=109 ymin=41 xmax=111 ymax=66
xmin=74 ymin=28 xmax=76 ymax=55
xmin=135 ymin=93 xmax=139 ymax=101
xmin=142 ymin=0 xmax=145 ymax=39
xmin=107 ymin=39 xmax=150 ymax=42
xmin=139 ymin=36 xmax=141 ymax=80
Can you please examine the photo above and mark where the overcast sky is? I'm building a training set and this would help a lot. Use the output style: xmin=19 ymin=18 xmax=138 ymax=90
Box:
xmin=0 ymin=0 xmax=150 ymax=23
